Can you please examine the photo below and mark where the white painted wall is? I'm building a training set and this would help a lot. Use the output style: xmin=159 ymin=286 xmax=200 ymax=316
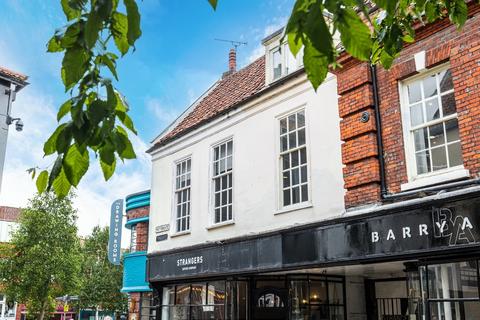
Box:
xmin=148 ymin=73 xmax=345 ymax=253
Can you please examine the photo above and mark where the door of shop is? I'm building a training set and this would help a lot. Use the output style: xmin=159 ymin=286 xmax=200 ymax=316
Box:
xmin=252 ymin=288 xmax=288 ymax=320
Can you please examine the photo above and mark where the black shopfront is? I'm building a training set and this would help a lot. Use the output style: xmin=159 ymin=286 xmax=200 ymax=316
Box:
xmin=147 ymin=192 xmax=480 ymax=320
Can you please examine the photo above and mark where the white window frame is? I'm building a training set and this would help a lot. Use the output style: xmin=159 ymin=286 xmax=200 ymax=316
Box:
xmin=269 ymin=42 xmax=303 ymax=83
xmin=129 ymin=225 xmax=137 ymax=253
xmin=399 ymin=64 xmax=468 ymax=191
xmin=209 ymin=137 xmax=234 ymax=227
xmin=171 ymin=156 xmax=192 ymax=235
xmin=276 ymin=107 xmax=312 ymax=212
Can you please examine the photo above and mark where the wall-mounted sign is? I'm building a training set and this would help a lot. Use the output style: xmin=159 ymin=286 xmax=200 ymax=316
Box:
xmin=108 ymin=199 xmax=123 ymax=265
xmin=156 ymin=234 xmax=168 ymax=242
xmin=155 ymin=224 xmax=170 ymax=233
xmin=148 ymin=195 xmax=480 ymax=281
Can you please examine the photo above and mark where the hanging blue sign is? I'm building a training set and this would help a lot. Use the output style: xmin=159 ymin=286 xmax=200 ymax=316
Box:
xmin=108 ymin=199 xmax=123 ymax=265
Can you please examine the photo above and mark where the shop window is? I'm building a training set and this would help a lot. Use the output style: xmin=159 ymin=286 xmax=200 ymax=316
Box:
xmin=160 ymin=280 xmax=247 ymax=320
xmin=289 ymin=276 xmax=346 ymax=320
xmin=420 ymin=259 xmax=480 ymax=320
xmin=400 ymin=66 xmax=465 ymax=186
xmin=212 ymin=139 xmax=233 ymax=224
xmin=174 ymin=157 xmax=191 ymax=233
xmin=279 ymin=109 xmax=309 ymax=208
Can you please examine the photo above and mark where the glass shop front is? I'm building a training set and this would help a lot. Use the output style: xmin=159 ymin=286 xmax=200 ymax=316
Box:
xmin=149 ymin=194 xmax=480 ymax=320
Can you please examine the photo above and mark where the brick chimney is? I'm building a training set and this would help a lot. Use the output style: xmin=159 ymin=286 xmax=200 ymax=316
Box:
xmin=229 ymin=48 xmax=236 ymax=72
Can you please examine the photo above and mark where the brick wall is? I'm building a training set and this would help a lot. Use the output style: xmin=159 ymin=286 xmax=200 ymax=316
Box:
xmin=128 ymin=292 xmax=141 ymax=320
xmin=336 ymin=5 xmax=480 ymax=208
xmin=126 ymin=206 xmax=149 ymax=252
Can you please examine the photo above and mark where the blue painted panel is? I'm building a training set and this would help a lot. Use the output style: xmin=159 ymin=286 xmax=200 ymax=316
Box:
xmin=121 ymin=251 xmax=151 ymax=293
xmin=126 ymin=190 xmax=151 ymax=211
xmin=125 ymin=216 xmax=149 ymax=229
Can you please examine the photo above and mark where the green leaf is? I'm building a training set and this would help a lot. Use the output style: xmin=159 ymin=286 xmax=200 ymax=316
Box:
xmin=61 ymin=47 xmax=89 ymax=90
xmin=47 ymin=36 xmax=63 ymax=52
xmin=87 ymin=99 xmax=110 ymax=125
xmin=36 ymin=170 xmax=49 ymax=193
xmin=303 ymin=40 xmax=329 ymax=90
xmin=100 ymin=157 xmax=116 ymax=180
xmin=44 ymin=124 xmax=67 ymax=156
xmin=101 ymin=54 xmax=118 ymax=80
xmin=61 ymin=0 xmax=81 ymax=20
xmin=115 ymin=127 xmax=136 ymax=159
xmin=337 ymin=8 xmax=372 ymax=61
xmin=208 ymin=0 xmax=218 ymax=10
xmin=448 ymin=0 xmax=468 ymax=28
xmin=304 ymin=2 xmax=334 ymax=60
xmin=52 ymin=168 xmax=72 ymax=198
xmin=58 ymin=100 xmax=72 ymax=121
xmin=84 ymin=11 xmax=102 ymax=49
xmin=111 ymin=12 xmax=129 ymax=55
xmin=124 ymin=0 xmax=142 ymax=46
xmin=116 ymin=111 xmax=137 ymax=134
xmin=48 ymin=155 xmax=64 ymax=190
xmin=287 ymin=32 xmax=303 ymax=57
xmin=63 ymin=144 xmax=89 ymax=187
xmin=56 ymin=124 xmax=73 ymax=154
xmin=99 ymin=143 xmax=115 ymax=165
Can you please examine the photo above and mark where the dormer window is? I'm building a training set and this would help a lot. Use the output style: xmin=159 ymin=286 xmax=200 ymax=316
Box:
xmin=266 ymin=39 xmax=303 ymax=84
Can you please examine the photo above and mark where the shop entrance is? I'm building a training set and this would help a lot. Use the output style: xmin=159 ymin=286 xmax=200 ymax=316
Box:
xmin=252 ymin=287 xmax=288 ymax=320
xmin=365 ymin=278 xmax=409 ymax=320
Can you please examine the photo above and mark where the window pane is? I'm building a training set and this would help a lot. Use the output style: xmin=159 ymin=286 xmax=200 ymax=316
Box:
xmin=288 ymin=114 xmax=296 ymax=131
xmin=423 ymin=74 xmax=438 ymax=98
xmin=292 ymin=168 xmax=299 ymax=185
xmin=291 ymin=150 xmax=299 ymax=168
xmin=162 ymin=286 xmax=175 ymax=305
xmin=414 ymin=128 xmax=429 ymax=151
xmin=227 ymin=141 xmax=233 ymax=156
xmin=222 ymin=206 xmax=227 ymax=221
xmin=215 ymin=193 xmax=220 ymax=207
xmin=289 ymin=132 xmax=297 ymax=149
xmin=329 ymin=307 xmax=345 ymax=320
xmin=428 ymin=261 xmax=479 ymax=299
xmin=283 ymin=189 xmax=291 ymax=206
xmin=272 ymin=49 xmax=282 ymax=80
xmin=416 ymin=150 xmax=431 ymax=174
xmin=222 ymin=191 xmax=228 ymax=205
xmin=329 ymin=282 xmax=344 ymax=305
xmin=439 ymin=69 xmax=454 ymax=92
xmin=301 ymin=184 xmax=308 ymax=202
xmin=301 ymin=166 xmax=307 ymax=183
xmin=290 ymin=281 xmax=309 ymax=317
xmin=408 ymin=82 xmax=422 ymax=103
xmin=221 ymin=175 xmax=228 ymax=189
xmin=215 ymin=208 xmax=220 ymax=223
xmin=431 ymin=146 xmax=447 ymax=171
xmin=281 ymin=135 xmax=288 ymax=152
xmin=429 ymin=123 xmax=445 ymax=147
xmin=280 ymin=118 xmax=287 ymax=135
xmin=214 ymin=147 xmax=219 ymax=161
xmin=425 ymin=98 xmax=440 ymax=121
xmin=191 ymin=283 xmax=207 ymax=305
xmin=283 ymin=171 xmax=290 ymax=188
xmin=297 ymin=111 xmax=305 ymax=127
xmin=292 ymin=186 xmax=300 ymax=204
xmin=298 ymin=128 xmax=306 ymax=146
xmin=300 ymin=148 xmax=307 ymax=164
xmin=310 ymin=281 xmax=328 ymax=304
xmin=410 ymin=103 xmax=424 ymax=126
xmin=445 ymin=118 xmax=460 ymax=142
xmin=430 ymin=301 xmax=480 ymax=320
xmin=208 ymin=281 xmax=226 ymax=305
xmin=448 ymin=142 xmax=463 ymax=167
xmin=442 ymin=92 xmax=457 ymax=116
xmin=282 ymin=154 xmax=290 ymax=170
xmin=175 ymin=285 xmax=190 ymax=304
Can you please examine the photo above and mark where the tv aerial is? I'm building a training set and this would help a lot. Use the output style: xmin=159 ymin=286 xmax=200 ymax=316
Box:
xmin=214 ymin=38 xmax=247 ymax=50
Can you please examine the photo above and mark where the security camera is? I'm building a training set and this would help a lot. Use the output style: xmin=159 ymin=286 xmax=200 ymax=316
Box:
xmin=15 ymin=119 xmax=23 ymax=132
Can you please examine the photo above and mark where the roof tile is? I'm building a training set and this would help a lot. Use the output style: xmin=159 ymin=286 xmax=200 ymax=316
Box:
xmin=149 ymin=56 xmax=265 ymax=151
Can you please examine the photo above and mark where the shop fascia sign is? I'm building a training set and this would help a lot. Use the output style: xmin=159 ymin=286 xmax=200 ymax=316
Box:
xmin=370 ymin=207 xmax=475 ymax=245
xmin=108 ymin=199 xmax=123 ymax=265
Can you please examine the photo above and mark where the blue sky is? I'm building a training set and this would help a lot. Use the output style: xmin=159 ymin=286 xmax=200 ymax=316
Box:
xmin=0 ymin=0 xmax=293 ymax=241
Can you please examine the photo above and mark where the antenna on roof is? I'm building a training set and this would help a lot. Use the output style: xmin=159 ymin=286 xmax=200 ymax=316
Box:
xmin=214 ymin=38 xmax=247 ymax=51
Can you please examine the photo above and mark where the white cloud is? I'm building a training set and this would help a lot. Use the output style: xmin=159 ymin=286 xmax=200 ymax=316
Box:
xmin=146 ymin=97 xmax=181 ymax=126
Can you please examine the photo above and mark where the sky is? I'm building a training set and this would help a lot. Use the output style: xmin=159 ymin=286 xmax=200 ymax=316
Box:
xmin=0 ymin=0 xmax=294 ymax=246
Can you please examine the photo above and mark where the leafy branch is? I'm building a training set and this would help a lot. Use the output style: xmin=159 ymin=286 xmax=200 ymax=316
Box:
xmin=34 ymin=0 xmax=141 ymax=197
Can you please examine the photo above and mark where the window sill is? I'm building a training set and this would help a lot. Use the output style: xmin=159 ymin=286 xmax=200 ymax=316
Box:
xmin=170 ymin=230 xmax=191 ymax=238
xmin=275 ymin=202 xmax=313 ymax=215
xmin=401 ymin=167 xmax=470 ymax=191
xmin=206 ymin=221 xmax=235 ymax=231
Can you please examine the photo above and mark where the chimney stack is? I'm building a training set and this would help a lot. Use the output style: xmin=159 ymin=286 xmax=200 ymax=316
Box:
xmin=229 ymin=48 xmax=236 ymax=72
